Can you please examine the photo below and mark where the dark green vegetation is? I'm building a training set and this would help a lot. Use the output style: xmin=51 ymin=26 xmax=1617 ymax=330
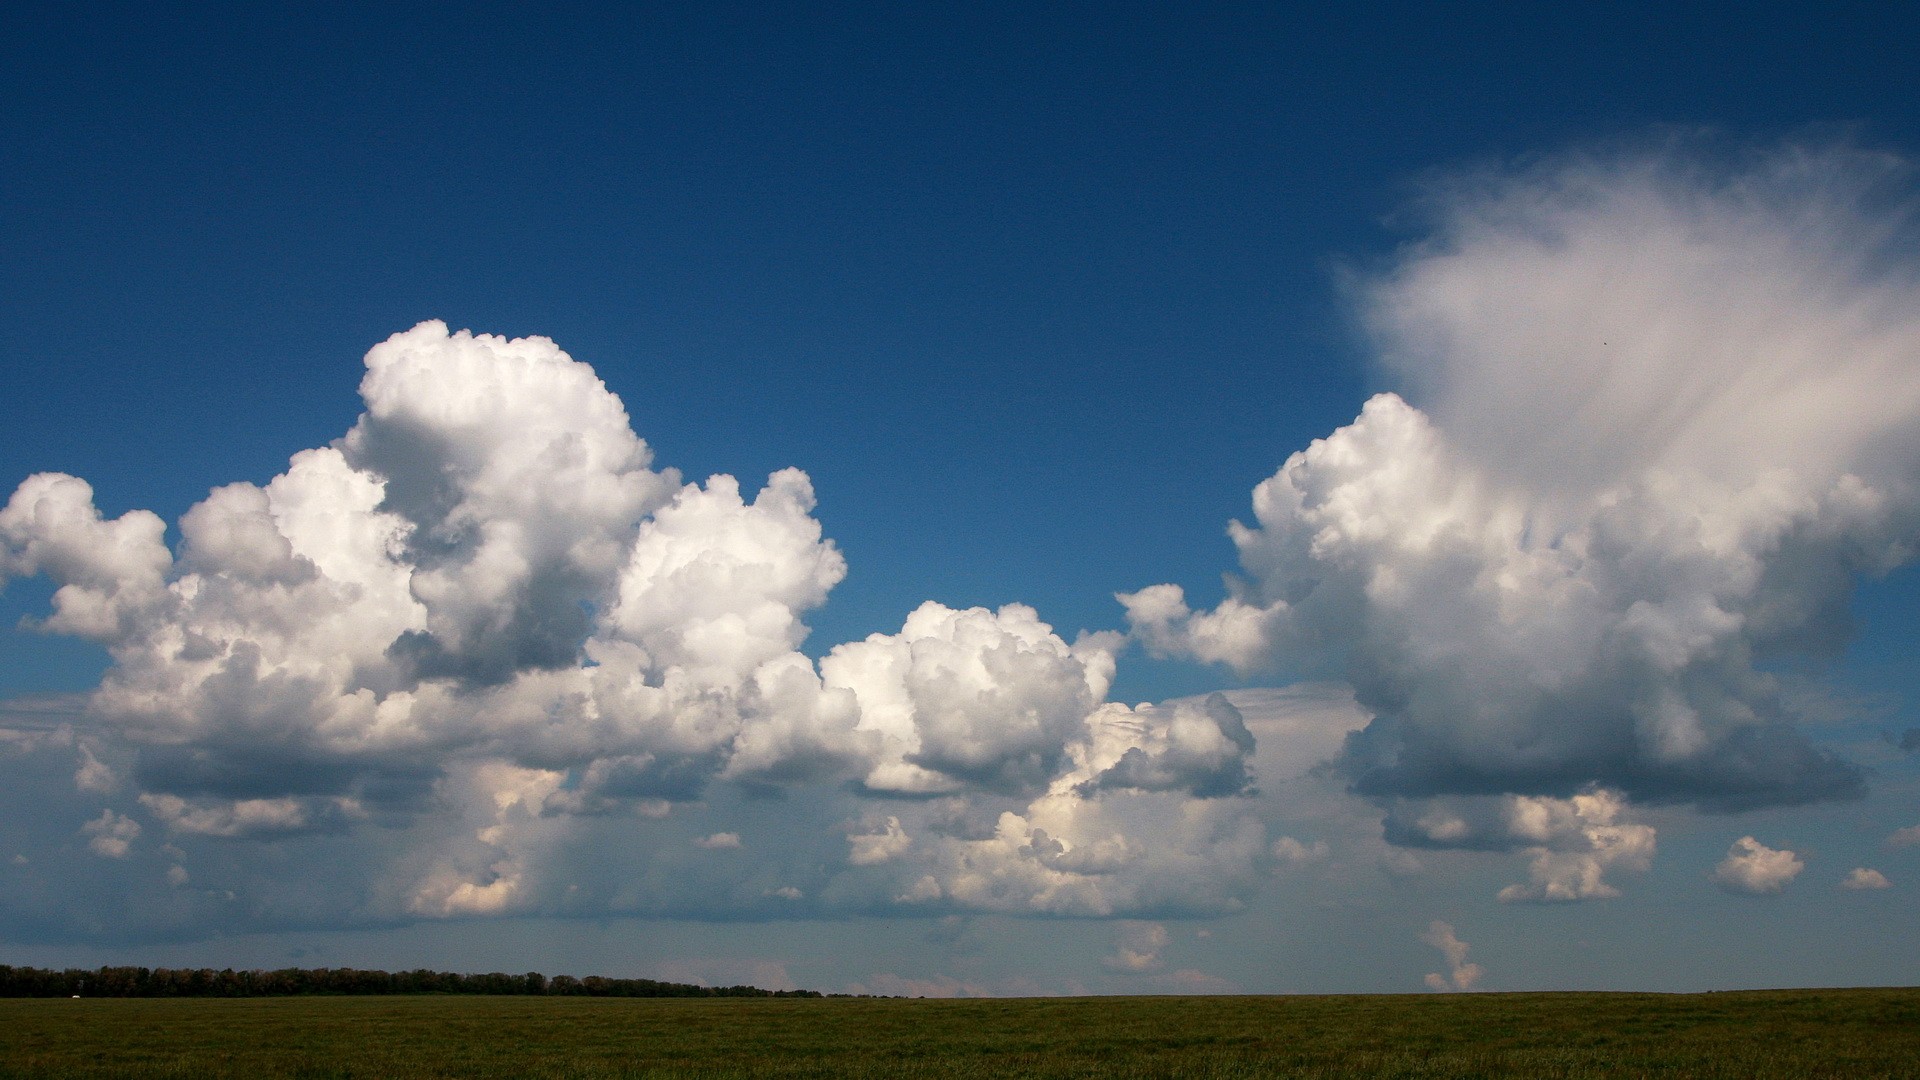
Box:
xmin=0 ymin=965 xmax=815 ymax=999
xmin=1 ymin=988 xmax=1914 ymax=1078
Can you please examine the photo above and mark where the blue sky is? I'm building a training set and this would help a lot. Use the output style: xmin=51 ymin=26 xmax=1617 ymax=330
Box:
xmin=3 ymin=2 xmax=1918 ymax=995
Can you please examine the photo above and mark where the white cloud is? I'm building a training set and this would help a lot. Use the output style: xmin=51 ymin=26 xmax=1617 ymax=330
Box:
xmin=1841 ymin=867 xmax=1891 ymax=890
xmin=1372 ymin=787 xmax=1657 ymax=902
xmin=1271 ymin=836 xmax=1329 ymax=866
xmin=139 ymin=793 xmax=362 ymax=839
xmin=342 ymin=322 xmax=679 ymax=686
xmin=846 ymin=816 xmax=910 ymax=865
xmin=694 ymin=832 xmax=743 ymax=850
xmin=846 ymin=972 xmax=993 ymax=998
xmin=1074 ymin=693 xmax=1256 ymax=798
xmin=1888 ymin=825 xmax=1920 ymax=848
xmin=1151 ymin=968 xmax=1237 ymax=994
xmin=73 ymin=741 xmax=115 ymax=795
xmin=1495 ymin=790 xmax=1656 ymax=903
xmin=1125 ymin=142 xmax=1920 ymax=829
xmin=823 ymin=601 xmax=1112 ymax=796
xmin=1713 ymin=836 xmax=1805 ymax=895
xmin=1421 ymin=920 xmax=1483 ymax=992
xmin=81 ymin=809 xmax=140 ymax=858
xmin=654 ymin=958 xmax=797 ymax=992
xmin=1103 ymin=921 xmax=1169 ymax=972
xmin=607 ymin=470 xmax=843 ymax=684
xmin=0 ymin=474 xmax=171 ymax=641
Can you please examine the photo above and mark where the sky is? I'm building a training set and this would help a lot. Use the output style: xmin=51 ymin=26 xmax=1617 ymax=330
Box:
xmin=3 ymin=1 xmax=1919 ymax=996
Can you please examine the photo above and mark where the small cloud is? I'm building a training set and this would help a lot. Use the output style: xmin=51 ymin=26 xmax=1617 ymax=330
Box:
xmin=654 ymin=959 xmax=797 ymax=992
xmin=893 ymin=875 xmax=941 ymax=903
xmin=1841 ymin=867 xmax=1891 ymax=891
xmin=1421 ymin=920 xmax=1483 ymax=992
xmin=166 ymin=865 xmax=189 ymax=887
xmin=1152 ymin=968 xmax=1237 ymax=994
xmin=1379 ymin=848 xmax=1423 ymax=877
xmin=1494 ymin=790 xmax=1656 ymax=904
xmin=1713 ymin=836 xmax=1803 ymax=895
xmin=847 ymin=973 xmax=990 ymax=998
xmin=138 ymin=793 xmax=359 ymax=839
xmin=846 ymin=816 xmax=911 ymax=865
xmin=1271 ymin=835 xmax=1329 ymax=867
xmin=81 ymin=809 xmax=140 ymax=858
xmin=1103 ymin=921 xmax=1170 ymax=973
xmin=73 ymin=741 xmax=116 ymax=795
xmin=10 ymin=854 xmax=26 ymax=865
xmin=765 ymin=885 xmax=803 ymax=900
xmin=693 ymin=832 xmax=741 ymax=850
xmin=1887 ymin=825 xmax=1920 ymax=849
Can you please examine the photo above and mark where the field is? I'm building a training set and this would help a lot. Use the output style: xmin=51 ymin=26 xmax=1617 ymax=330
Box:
xmin=1 ymin=988 xmax=1915 ymax=1078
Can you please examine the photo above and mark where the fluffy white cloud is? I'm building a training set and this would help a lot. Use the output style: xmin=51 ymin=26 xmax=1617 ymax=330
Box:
xmin=1841 ymin=867 xmax=1891 ymax=890
xmin=0 ymin=475 xmax=171 ymax=641
xmin=823 ymin=602 xmax=1113 ymax=796
xmin=1421 ymin=920 xmax=1482 ymax=992
xmin=1495 ymin=790 xmax=1656 ymax=903
xmin=1126 ymin=143 xmax=1919 ymax=823
xmin=1713 ymin=836 xmax=1804 ymax=895
xmin=1378 ymin=788 xmax=1656 ymax=902
xmin=1074 ymin=693 xmax=1256 ymax=798
xmin=0 ymin=320 xmax=1276 ymax=932
xmin=342 ymin=321 xmax=678 ymax=685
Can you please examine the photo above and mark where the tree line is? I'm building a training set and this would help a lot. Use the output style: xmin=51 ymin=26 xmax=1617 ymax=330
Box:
xmin=0 ymin=964 xmax=822 ymax=998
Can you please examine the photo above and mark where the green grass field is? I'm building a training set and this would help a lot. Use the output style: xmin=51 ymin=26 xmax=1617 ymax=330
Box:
xmin=1 ymin=988 xmax=1915 ymax=1078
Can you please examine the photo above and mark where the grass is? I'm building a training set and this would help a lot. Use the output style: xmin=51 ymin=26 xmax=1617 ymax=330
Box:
xmin=0 ymin=988 xmax=1915 ymax=1078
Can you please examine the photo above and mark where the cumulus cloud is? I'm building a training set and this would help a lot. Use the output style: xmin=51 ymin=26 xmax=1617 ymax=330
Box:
xmin=139 ymin=793 xmax=363 ymax=839
xmin=25 ymin=138 xmax=1910 ymax=944
xmin=1103 ymin=921 xmax=1170 ymax=972
xmin=822 ymin=601 xmax=1113 ymax=797
xmin=1074 ymin=693 xmax=1256 ymax=799
xmin=342 ymin=322 xmax=679 ymax=685
xmin=1126 ymin=141 xmax=1920 ymax=850
xmin=0 ymin=320 xmax=1276 ymax=932
xmin=1496 ymin=790 xmax=1655 ymax=903
xmin=1374 ymin=787 xmax=1656 ymax=902
xmin=1888 ymin=825 xmax=1920 ymax=848
xmin=1270 ymin=836 xmax=1329 ymax=866
xmin=846 ymin=816 xmax=910 ymax=866
xmin=81 ymin=810 xmax=140 ymax=858
xmin=1421 ymin=920 xmax=1483 ymax=992
xmin=1713 ymin=836 xmax=1805 ymax=894
xmin=1841 ymin=867 xmax=1891 ymax=890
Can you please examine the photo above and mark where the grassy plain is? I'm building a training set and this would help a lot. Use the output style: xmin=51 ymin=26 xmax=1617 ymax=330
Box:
xmin=1 ymin=988 xmax=1915 ymax=1078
